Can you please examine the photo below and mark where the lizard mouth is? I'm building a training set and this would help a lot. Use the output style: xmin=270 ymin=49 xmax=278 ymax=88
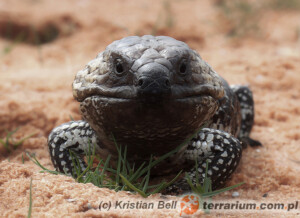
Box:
xmin=171 ymin=84 xmax=224 ymax=100
xmin=73 ymin=86 xmax=136 ymax=102
xmin=74 ymin=84 xmax=223 ymax=102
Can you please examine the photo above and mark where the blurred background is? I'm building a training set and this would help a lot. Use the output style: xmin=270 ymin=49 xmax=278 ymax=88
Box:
xmin=0 ymin=1 xmax=300 ymax=216
xmin=1 ymin=0 xmax=300 ymax=167
xmin=0 ymin=0 xmax=299 ymax=68
xmin=1 ymin=0 xmax=300 ymax=162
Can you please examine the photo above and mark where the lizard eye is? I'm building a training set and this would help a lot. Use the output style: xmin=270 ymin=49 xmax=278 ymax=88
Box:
xmin=116 ymin=62 xmax=124 ymax=73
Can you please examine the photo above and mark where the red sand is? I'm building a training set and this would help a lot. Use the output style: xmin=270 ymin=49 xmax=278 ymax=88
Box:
xmin=0 ymin=0 xmax=299 ymax=217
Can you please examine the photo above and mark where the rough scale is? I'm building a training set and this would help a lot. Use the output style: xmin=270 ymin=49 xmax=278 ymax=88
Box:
xmin=48 ymin=35 xmax=261 ymax=193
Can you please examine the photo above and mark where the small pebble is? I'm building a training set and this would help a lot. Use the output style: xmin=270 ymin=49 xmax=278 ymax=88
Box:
xmin=86 ymin=203 xmax=92 ymax=209
xmin=67 ymin=199 xmax=76 ymax=202
xmin=232 ymin=191 xmax=239 ymax=197
xmin=262 ymin=193 xmax=268 ymax=197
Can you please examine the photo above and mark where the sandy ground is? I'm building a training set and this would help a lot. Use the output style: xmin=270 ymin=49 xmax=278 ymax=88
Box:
xmin=0 ymin=0 xmax=300 ymax=217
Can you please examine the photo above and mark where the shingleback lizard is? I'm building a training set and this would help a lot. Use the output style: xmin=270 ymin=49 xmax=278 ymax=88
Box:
xmin=48 ymin=35 xmax=261 ymax=193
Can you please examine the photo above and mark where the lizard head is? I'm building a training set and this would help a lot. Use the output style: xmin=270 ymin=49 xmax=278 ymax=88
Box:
xmin=72 ymin=35 xmax=224 ymax=158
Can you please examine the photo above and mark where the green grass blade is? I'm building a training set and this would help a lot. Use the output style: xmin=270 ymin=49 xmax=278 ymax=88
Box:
xmin=163 ymin=170 xmax=182 ymax=187
xmin=27 ymin=178 xmax=33 ymax=218
xmin=142 ymin=156 xmax=152 ymax=192
xmin=116 ymin=145 xmax=122 ymax=186
xmin=186 ymin=157 xmax=244 ymax=198
xmin=150 ymin=170 xmax=183 ymax=195
xmin=1 ymin=128 xmax=35 ymax=153
xmin=201 ymin=182 xmax=245 ymax=197
xmin=185 ymin=172 xmax=201 ymax=195
xmin=148 ymin=182 xmax=167 ymax=195
xmin=27 ymin=127 xmax=213 ymax=197
xmin=39 ymin=170 xmax=62 ymax=175
xmin=14 ymin=132 xmax=36 ymax=147
xmin=69 ymin=150 xmax=82 ymax=178
xmin=76 ymin=143 xmax=96 ymax=181
xmin=22 ymin=154 xmax=25 ymax=164
xmin=101 ymin=155 xmax=111 ymax=186
xmin=26 ymin=152 xmax=62 ymax=175
xmin=0 ymin=138 xmax=5 ymax=146
xmin=128 ymin=162 xmax=146 ymax=182
xmin=121 ymin=146 xmax=128 ymax=176
xmin=6 ymin=128 xmax=18 ymax=143
xmin=203 ymin=160 xmax=211 ymax=193
xmin=119 ymin=174 xmax=147 ymax=198
xmin=195 ymin=158 xmax=199 ymax=185
xmin=138 ymin=126 xmax=205 ymax=176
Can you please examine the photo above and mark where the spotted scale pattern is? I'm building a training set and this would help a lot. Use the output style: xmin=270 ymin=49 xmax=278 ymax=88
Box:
xmin=230 ymin=85 xmax=254 ymax=138
xmin=167 ymin=128 xmax=242 ymax=193
xmin=47 ymin=36 xmax=261 ymax=194
xmin=231 ymin=85 xmax=261 ymax=147
xmin=48 ymin=120 xmax=98 ymax=176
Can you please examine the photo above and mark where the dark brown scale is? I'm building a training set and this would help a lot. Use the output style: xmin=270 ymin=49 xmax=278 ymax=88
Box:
xmin=207 ymin=78 xmax=241 ymax=137
xmin=47 ymin=35 xmax=261 ymax=194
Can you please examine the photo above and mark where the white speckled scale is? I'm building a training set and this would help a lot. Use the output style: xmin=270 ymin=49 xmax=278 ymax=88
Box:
xmin=167 ymin=128 xmax=242 ymax=192
xmin=48 ymin=120 xmax=99 ymax=175
xmin=47 ymin=35 xmax=261 ymax=194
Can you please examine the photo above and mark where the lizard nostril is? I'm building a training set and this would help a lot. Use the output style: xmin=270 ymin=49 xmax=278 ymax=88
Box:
xmin=165 ymin=79 xmax=170 ymax=87
xmin=138 ymin=79 xmax=144 ymax=87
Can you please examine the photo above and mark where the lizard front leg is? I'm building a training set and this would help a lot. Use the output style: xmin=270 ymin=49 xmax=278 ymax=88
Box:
xmin=167 ymin=128 xmax=242 ymax=193
xmin=48 ymin=121 xmax=99 ymax=176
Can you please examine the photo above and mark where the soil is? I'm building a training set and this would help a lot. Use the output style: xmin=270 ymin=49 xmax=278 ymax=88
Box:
xmin=0 ymin=0 xmax=299 ymax=217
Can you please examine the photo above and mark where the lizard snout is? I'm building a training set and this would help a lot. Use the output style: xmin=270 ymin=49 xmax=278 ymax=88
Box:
xmin=136 ymin=63 xmax=171 ymax=101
